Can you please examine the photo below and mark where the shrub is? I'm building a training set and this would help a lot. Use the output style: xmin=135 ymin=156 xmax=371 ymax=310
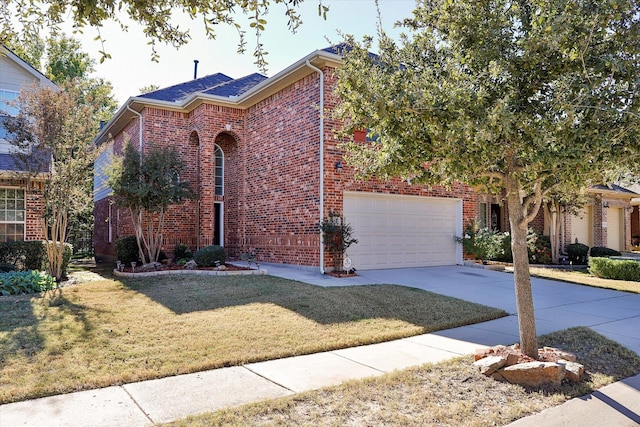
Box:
xmin=457 ymin=225 xmax=513 ymax=262
xmin=590 ymin=246 xmax=621 ymax=258
xmin=0 ymin=271 xmax=57 ymax=296
xmin=589 ymin=257 xmax=640 ymax=281
xmin=527 ymin=233 xmax=552 ymax=264
xmin=0 ymin=262 xmax=16 ymax=272
xmin=173 ymin=243 xmax=193 ymax=261
xmin=567 ymin=243 xmax=589 ymax=265
xmin=473 ymin=229 xmax=508 ymax=261
xmin=193 ymin=245 xmax=226 ymax=267
xmin=0 ymin=241 xmax=46 ymax=271
xmin=114 ymin=236 xmax=140 ymax=264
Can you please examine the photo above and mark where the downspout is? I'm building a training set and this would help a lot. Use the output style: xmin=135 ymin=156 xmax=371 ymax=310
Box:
xmin=305 ymin=60 xmax=325 ymax=274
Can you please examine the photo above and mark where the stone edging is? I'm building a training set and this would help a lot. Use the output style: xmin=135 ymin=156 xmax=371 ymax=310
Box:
xmin=113 ymin=266 xmax=267 ymax=278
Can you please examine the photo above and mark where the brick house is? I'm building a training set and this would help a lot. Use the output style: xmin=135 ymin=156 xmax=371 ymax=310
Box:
xmin=93 ymin=47 xmax=634 ymax=270
xmin=0 ymin=46 xmax=53 ymax=243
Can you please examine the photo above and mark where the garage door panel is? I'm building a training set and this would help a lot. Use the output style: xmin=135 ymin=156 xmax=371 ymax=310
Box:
xmin=343 ymin=192 xmax=461 ymax=270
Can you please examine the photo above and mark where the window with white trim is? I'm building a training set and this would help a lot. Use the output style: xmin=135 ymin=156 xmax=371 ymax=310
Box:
xmin=214 ymin=145 xmax=224 ymax=196
xmin=0 ymin=188 xmax=25 ymax=241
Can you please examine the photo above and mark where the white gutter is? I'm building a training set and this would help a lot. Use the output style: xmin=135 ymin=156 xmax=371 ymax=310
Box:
xmin=305 ymin=60 xmax=325 ymax=274
xmin=125 ymin=104 xmax=143 ymax=161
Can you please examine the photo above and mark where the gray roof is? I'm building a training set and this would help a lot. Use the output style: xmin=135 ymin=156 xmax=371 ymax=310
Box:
xmin=138 ymin=72 xmax=268 ymax=102
xmin=591 ymin=184 xmax=638 ymax=195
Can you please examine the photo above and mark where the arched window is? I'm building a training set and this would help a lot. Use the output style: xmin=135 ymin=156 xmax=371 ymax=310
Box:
xmin=214 ymin=145 xmax=224 ymax=196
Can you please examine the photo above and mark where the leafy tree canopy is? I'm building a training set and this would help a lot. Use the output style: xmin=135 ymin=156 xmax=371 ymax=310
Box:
xmin=335 ymin=0 xmax=640 ymax=357
xmin=1 ymin=0 xmax=328 ymax=71
xmin=109 ymin=142 xmax=197 ymax=263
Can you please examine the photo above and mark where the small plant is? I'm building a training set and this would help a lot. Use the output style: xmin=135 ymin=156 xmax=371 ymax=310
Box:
xmin=527 ymin=232 xmax=552 ymax=264
xmin=590 ymin=246 xmax=621 ymax=258
xmin=174 ymin=243 xmax=193 ymax=261
xmin=114 ymin=236 xmax=140 ymax=264
xmin=0 ymin=271 xmax=57 ymax=296
xmin=193 ymin=245 xmax=226 ymax=267
xmin=320 ymin=210 xmax=358 ymax=273
xmin=456 ymin=222 xmax=511 ymax=262
xmin=567 ymin=243 xmax=589 ymax=265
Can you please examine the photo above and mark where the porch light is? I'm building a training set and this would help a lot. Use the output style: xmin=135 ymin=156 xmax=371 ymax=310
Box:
xmin=335 ymin=161 xmax=343 ymax=171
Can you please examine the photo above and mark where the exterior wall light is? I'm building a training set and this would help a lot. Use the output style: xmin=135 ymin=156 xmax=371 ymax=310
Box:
xmin=335 ymin=161 xmax=343 ymax=171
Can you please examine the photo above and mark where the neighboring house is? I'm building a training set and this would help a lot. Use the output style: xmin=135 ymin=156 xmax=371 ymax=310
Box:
xmin=93 ymin=47 xmax=635 ymax=270
xmin=0 ymin=46 xmax=54 ymax=242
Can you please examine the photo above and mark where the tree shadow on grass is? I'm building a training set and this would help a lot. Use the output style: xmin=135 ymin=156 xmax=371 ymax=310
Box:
xmin=120 ymin=274 xmax=507 ymax=331
xmin=0 ymin=294 xmax=43 ymax=369
xmin=0 ymin=288 xmax=98 ymax=370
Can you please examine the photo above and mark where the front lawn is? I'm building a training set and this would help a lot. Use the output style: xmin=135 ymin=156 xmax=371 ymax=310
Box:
xmin=530 ymin=267 xmax=640 ymax=293
xmin=167 ymin=327 xmax=640 ymax=426
xmin=0 ymin=270 xmax=506 ymax=404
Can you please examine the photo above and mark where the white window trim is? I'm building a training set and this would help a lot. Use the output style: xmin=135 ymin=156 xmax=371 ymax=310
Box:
xmin=0 ymin=186 xmax=26 ymax=241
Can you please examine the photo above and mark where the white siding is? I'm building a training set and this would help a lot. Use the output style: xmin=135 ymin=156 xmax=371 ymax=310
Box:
xmin=94 ymin=143 xmax=114 ymax=202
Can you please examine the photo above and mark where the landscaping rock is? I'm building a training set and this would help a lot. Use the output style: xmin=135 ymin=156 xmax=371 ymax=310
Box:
xmin=474 ymin=345 xmax=507 ymax=361
xmin=501 ymin=362 xmax=566 ymax=387
xmin=557 ymin=359 xmax=585 ymax=382
xmin=505 ymin=352 xmax=520 ymax=367
xmin=473 ymin=355 xmax=507 ymax=375
xmin=474 ymin=344 xmax=584 ymax=387
xmin=139 ymin=262 xmax=162 ymax=272
xmin=217 ymin=264 xmax=227 ymax=271
xmin=184 ymin=260 xmax=198 ymax=270
xmin=541 ymin=347 xmax=577 ymax=362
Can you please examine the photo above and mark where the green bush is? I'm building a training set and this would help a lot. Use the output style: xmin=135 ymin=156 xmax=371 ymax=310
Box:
xmin=0 ymin=241 xmax=46 ymax=271
xmin=114 ymin=236 xmax=140 ymax=264
xmin=590 ymin=246 xmax=621 ymax=258
xmin=567 ymin=243 xmax=589 ymax=265
xmin=0 ymin=271 xmax=57 ymax=296
xmin=193 ymin=245 xmax=226 ymax=267
xmin=528 ymin=233 xmax=552 ymax=264
xmin=474 ymin=229 xmax=510 ymax=261
xmin=173 ymin=243 xmax=193 ymax=261
xmin=589 ymin=257 xmax=640 ymax=281
xmin=0 ymin=262 xmax=16 ymax=272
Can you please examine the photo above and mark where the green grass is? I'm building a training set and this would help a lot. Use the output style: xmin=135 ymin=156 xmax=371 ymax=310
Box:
xmin=0 ymin=267 xmax=506 ymax=404
xmin=529 ymin=267 xmax=640 ymax=293
xmin=166 ymin=327 xmax=640 ymax=427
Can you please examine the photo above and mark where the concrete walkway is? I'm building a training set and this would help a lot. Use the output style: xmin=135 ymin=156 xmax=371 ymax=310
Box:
xmin=1 ymin=264 xmax=639 ymax=426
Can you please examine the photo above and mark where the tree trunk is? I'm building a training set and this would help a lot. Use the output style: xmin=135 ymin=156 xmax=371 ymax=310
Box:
xmin=545 ymin=201 xmax=560 ymax=265
xmin=505 ymin=179 xmax=539 ymax=359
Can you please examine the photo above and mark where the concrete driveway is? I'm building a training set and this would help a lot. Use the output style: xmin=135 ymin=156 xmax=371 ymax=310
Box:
xmin=264 ymin=263 xmax=640 ymax=355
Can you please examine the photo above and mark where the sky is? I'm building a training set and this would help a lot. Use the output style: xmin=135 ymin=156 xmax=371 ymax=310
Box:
xmin=67 ymin=0 xmax=418 ymax=105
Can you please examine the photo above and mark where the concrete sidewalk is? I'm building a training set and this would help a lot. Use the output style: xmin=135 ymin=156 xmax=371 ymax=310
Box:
xmin=1 ymin=264 xmax=640 ymax=426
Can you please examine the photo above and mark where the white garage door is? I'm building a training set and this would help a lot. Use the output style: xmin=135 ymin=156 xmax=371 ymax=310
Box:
xmin=571 ymin=206 xmax=593 ymax=247
xmin=343 ymin=192 xmax=462 ymax=270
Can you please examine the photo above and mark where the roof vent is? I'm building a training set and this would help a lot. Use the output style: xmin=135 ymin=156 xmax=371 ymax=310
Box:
xmin=193 ymin=60 xmax=199 ymax=80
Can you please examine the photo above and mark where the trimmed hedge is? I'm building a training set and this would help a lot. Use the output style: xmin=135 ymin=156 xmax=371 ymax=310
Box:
xmin=589 ymin=257 xmax=640 ymax=282
xmin=567 ymin=243 xmax=589 ymax=265
xmin=114 ymin=236 xmax=140 ymax=264
xmin=0 ymin=241 xmax=46 ymax=271
xmin=193 ymin=245 xmax=226 ymax=267
xmin=590 ymin=246 xmax=621 ymax=258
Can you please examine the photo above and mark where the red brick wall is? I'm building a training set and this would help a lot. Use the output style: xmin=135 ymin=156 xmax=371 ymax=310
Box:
xmin=95 ymin=66 xmax=480 ymax=267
